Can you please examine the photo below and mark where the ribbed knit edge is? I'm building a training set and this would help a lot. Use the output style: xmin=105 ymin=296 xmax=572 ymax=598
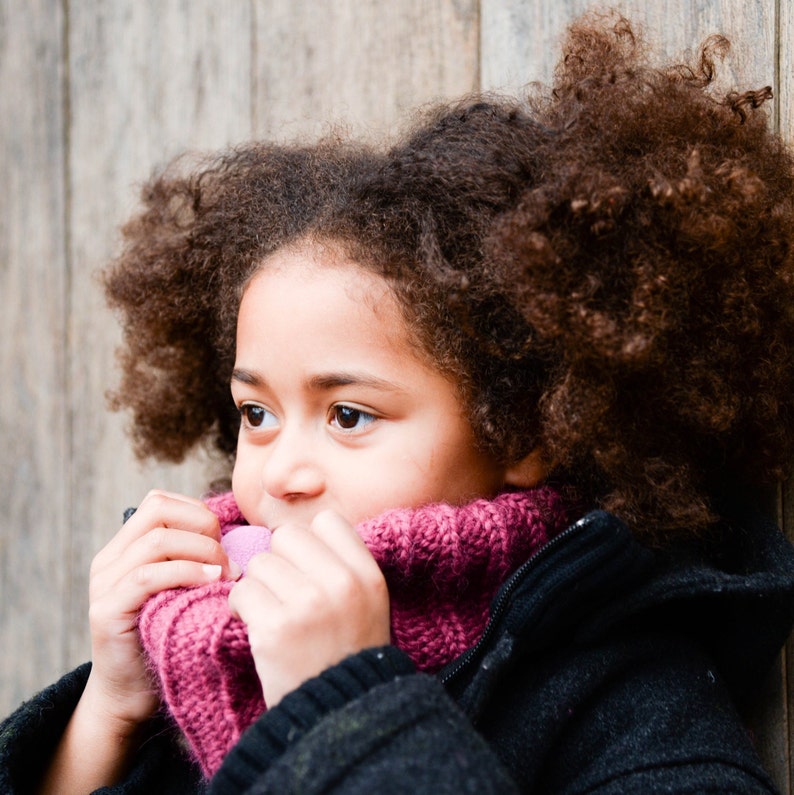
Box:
xmin=208 ymin=646 xmax=415 ymax=793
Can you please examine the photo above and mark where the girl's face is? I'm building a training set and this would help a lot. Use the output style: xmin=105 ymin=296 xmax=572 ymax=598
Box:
xmin=231 ymin=244 xmax=534 ymax=530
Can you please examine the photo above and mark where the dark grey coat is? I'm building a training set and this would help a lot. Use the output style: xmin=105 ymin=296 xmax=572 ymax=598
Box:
xmin=3 ymin=503 xmax=793 ymax=794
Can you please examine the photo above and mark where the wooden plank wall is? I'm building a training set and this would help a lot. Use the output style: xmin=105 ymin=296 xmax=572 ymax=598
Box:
xmin=1 ymin=0 xmax=791 ymax=788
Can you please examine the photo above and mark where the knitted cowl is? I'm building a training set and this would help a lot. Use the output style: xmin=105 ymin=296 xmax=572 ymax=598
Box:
xmin=137 ymin=488 xmax=568 ymax=779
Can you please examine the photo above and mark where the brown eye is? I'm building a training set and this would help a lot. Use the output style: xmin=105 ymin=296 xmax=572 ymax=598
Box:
xmin=331 ymin=405 xmax=376 ymax=432
xmin=240 ymin=404 xmax=275 ymax=428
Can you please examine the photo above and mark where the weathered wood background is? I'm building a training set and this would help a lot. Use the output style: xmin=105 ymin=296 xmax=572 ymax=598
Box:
xmin=1 ymin=0 xmax=792 ymax=788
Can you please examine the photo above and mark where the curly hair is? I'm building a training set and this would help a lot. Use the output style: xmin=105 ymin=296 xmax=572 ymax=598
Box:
xmin=104 ymin=11 xmax=794 ymax=545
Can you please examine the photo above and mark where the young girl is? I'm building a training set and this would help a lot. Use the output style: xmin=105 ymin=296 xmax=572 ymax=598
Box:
xmin=4 ymin=11 xmax=794 ymax=794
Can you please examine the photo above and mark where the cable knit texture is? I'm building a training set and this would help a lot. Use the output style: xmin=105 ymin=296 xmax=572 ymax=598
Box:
xmin=137 ymin=488 xmax=567 ymax=779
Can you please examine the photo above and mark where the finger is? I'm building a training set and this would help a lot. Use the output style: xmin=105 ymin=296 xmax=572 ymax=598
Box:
xmin=268 ymin=514 xmax=383 ymax=592
xmin=94 ymin=528 xmax=239 ymax=596
xmin=268 ymin=523 xmax=348 ymax=577
xmin=129 ymin=490 xmax=220 ymax=537
xmin=307 ymin=510 xmax=382 ymax=574
xmin=244 ymin=532 xmax=357 ymax=620
xmin=266 ymin=518 xmax=385 ymax=611
xmin=244 ymin=550 xmax=305 ymax=601
xmin=90 ymin=558 xmax=228 ymax=630
xmin=268 ymin=510 xmax=374 ymax=568
xmin=306 ymin=512 xmax=389 ymax=608
xmin=242 ymin=542 xmax=373 ymax=637
xmin=228 ymin=574 xmax=280 ymax=622
xmin=97 ymin=491 xmax=220 ymax=564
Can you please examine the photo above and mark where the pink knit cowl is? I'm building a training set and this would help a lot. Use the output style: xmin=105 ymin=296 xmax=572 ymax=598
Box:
xmin=137 ymin=487 xmax=568 ymax=779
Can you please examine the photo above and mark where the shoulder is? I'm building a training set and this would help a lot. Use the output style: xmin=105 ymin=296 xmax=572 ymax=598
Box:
xmin=1 ymin=662 xmax=93 ymax=788
xmin=0 ymin=663 xmax=203 ymax=794
xmin=463 ymin=507 xmax=793 ymax=793
xmin=481 ymin=624 xmax=777 ymax=792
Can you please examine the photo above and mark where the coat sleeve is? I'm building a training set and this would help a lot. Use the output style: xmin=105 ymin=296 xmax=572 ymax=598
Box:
xmin=0 ymin=663 xmax=204 ymax=794
xmin=1 ymin=663 xmax=92 ymax=793
xmin=212 ymin=634 xmax=783 ymax=795
xmin=208 ymin=646 xmax=521 ymax=795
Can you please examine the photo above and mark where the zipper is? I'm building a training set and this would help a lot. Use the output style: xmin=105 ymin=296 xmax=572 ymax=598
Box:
xmin=438 ymin=511 xmax=615 ymax=687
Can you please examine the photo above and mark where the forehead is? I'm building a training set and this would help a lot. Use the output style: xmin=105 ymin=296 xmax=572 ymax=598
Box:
xmin=236 ymin=244 xmax=416 ymax=370
xmin=246 ymin=243 xmax=399 ymax=321
xmin=262 ymin=242 xmax=392 ymax=302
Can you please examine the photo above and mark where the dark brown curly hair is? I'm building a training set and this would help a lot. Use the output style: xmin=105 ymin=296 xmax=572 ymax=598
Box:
xmin=104 ymin=12 xmax=794 ymax=545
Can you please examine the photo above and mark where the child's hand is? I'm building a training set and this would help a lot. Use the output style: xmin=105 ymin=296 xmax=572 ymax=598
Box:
xmin=84 ymin=490 xmax=239 ymax=730
xmin=39 ymin=491 xmax=241 ymax=793
xmin=228 ymin=510 xmax=391 ymax=708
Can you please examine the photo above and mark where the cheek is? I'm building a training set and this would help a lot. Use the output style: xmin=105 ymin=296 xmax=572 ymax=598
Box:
xmin=425 ymin=438 xmax=505 ymax=501
xmin=231 ymin=456 xmax=256 ymax=515
xmin=374 ymin=450 xmax=449 ymax=512
xmin=328 ymin=455 xmax=422 ymax=526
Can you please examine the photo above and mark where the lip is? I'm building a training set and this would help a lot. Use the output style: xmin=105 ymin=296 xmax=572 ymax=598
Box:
xmin=249 ymin=499 xmax=346 ymax=534
xmin=262 ymin=516 xmax=314 ymax=533
xmin=254 ymin=502 xmax=312 ymax=532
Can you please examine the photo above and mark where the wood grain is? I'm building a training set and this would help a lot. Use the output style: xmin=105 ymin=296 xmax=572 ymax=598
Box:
xmin=64 ymin=0 xmax=256 ymax=671
xmin=481 ymin=0 xmax=776 ymax=93
xmin=1 ymin=3 xmax=792 ymax=789
xmin=251 ymin=0 xmax=479 ymax=141
xmin=1 ymin=0 xmax=481 ymax=710
xmin=0 ymin=0 xmax=69 ymax=713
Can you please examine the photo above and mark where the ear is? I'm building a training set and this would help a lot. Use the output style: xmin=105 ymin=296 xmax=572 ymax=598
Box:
xmin=504 ymin=447 xmax=549 ymax=489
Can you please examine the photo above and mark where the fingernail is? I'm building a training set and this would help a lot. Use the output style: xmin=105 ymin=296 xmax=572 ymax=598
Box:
xmin=202 ymin=564 xmax=222 ymax=580
xmin=228 ymin=561 xmax=243 ymax=581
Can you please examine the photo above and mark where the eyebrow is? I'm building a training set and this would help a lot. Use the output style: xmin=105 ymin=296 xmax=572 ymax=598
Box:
xmin=231 ymin=368 xmax=406 ymax=394
xmin=231 ymin=368 xmax=264 ymax=386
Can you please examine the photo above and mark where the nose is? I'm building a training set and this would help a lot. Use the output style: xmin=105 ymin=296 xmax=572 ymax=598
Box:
xmin=260 ymin=424 xmax=325 ymax=502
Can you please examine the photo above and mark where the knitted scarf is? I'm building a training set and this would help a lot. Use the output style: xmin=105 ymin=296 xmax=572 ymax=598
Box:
xmin=137 ymin=488 xmax=568 ymax=779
